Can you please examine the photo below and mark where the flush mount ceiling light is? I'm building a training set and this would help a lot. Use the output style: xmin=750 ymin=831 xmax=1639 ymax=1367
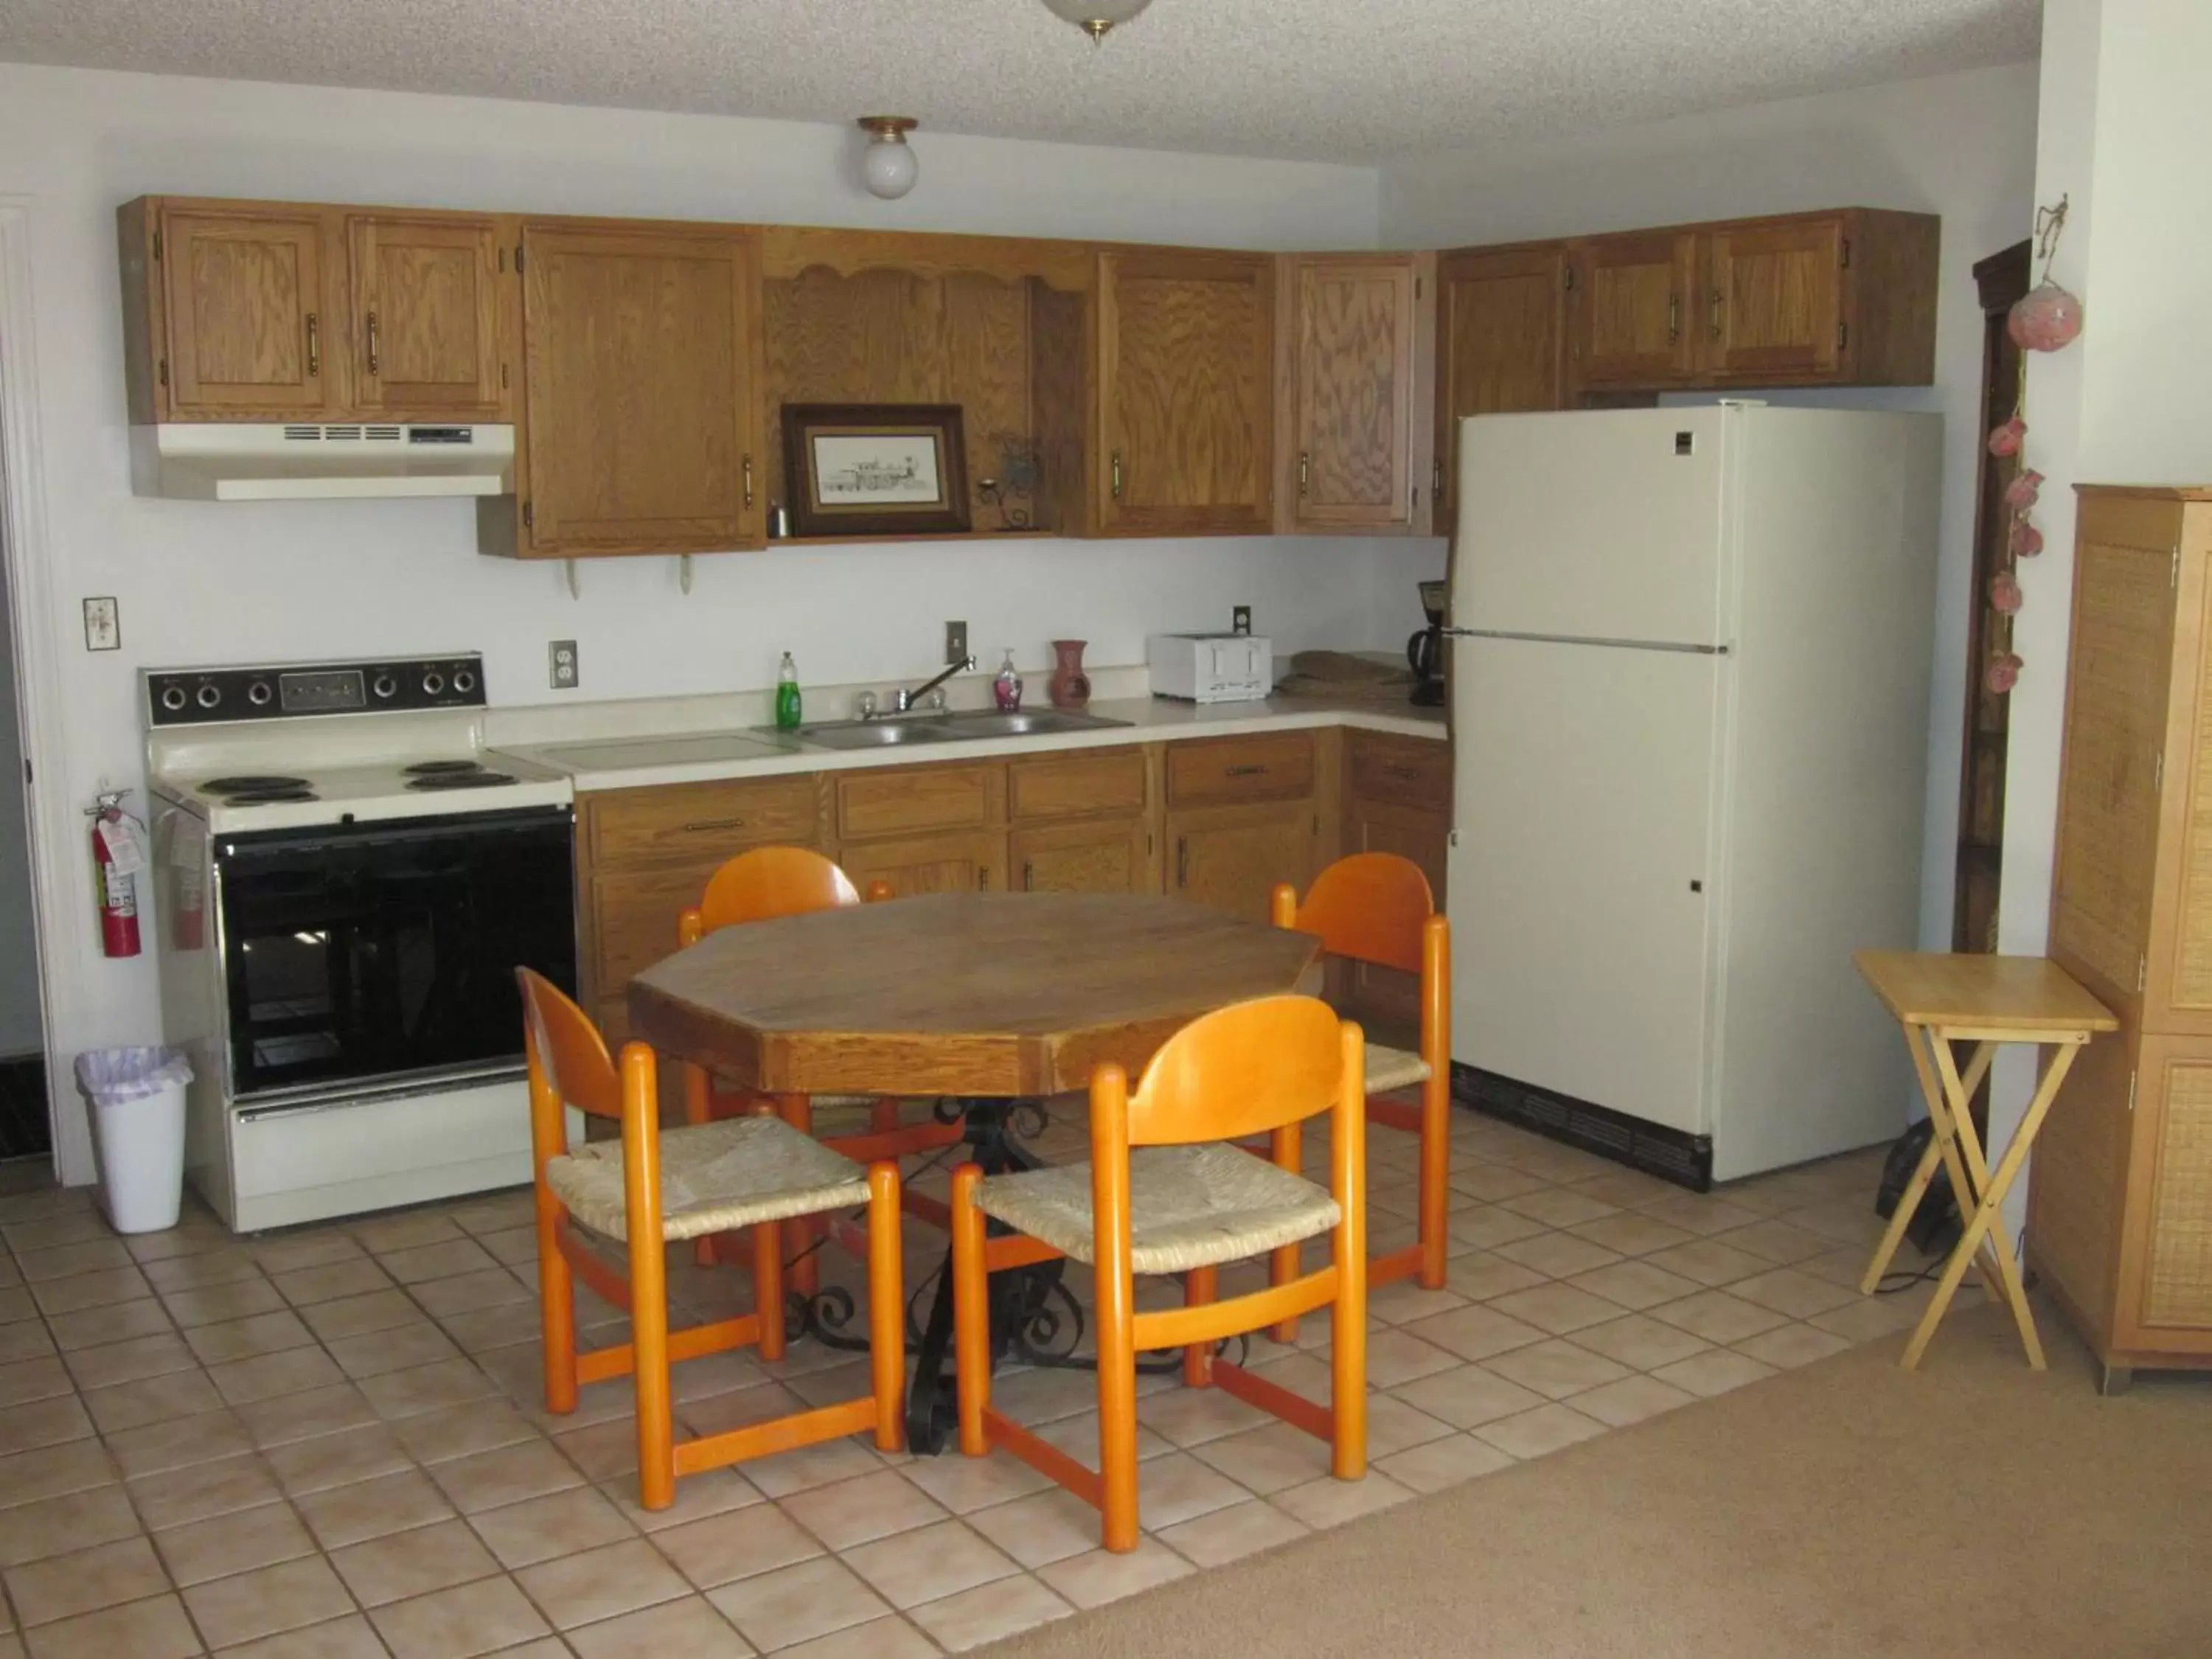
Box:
xmin=1038 ymin=0 xmax=1155 ymax=44
xmin=856 ymin=116 xmax=919 ymax=199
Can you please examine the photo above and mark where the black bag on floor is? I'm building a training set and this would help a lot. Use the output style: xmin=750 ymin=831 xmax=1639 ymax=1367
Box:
xmin=1874 ymin=1120 xmax=1960 ymax=1259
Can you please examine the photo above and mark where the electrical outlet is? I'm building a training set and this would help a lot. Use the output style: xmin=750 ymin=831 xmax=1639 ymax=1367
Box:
xmin=83 ymin=597 xmax=121 ymax=651
xmin=549 ymin=640 xmax=580 ymax=690
xmin=1231 ymin=605 xmax=1252 ymax=636
xmin=945 ymin=619 xmax=969 ymax=666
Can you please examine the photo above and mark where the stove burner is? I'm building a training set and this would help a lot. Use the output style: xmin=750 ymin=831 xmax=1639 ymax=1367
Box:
xmin=407 ymin=772 xmax=517 ymax=791
xmin=225 ymin=787 xmax=319 ymax=804
xmin=202 ymin=774 xmax=311 ymax=795
xmin=403 ymin=760 xmax=487 ymax=776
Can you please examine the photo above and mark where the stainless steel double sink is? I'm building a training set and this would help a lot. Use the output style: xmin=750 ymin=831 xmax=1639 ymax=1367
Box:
xmin=754 ymin=707 xmax=1134 ymax=752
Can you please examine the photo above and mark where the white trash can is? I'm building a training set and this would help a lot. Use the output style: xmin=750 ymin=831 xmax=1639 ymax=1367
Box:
xmin=75 ymin=1047 xmax=192 ymax=1235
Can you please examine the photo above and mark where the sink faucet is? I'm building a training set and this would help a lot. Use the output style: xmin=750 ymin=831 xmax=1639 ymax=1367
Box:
xmin=890 ymin=655 xmax=975 ymax=714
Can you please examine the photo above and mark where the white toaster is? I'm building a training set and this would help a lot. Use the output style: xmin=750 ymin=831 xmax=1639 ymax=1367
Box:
xmin=1147 ymin=633 xmax=1273 ymax=703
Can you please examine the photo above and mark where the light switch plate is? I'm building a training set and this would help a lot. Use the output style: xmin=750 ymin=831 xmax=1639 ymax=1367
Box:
xmin=945 ymin=619 xmax=969 ymax=667
xmin=549 ymin=639 xmax=579 ymax=689
xmin=83 ymin=597 xmax=120 ymax=651
xmin=1231 ymin=605 xmax=1252 ymax=636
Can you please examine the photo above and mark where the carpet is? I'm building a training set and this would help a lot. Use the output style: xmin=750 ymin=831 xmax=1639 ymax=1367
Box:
xmin=982 ymin=1301 xmax=2212 ymax=1659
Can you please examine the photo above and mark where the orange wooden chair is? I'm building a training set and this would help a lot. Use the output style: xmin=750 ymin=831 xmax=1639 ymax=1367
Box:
xmin=950 ymin=995 xmax=1368 ymax=1553
xmin=519 ymin=968 xmax=905 ymax=1509
xmin=1273 ymin=852 xmax=1452 ymax=1299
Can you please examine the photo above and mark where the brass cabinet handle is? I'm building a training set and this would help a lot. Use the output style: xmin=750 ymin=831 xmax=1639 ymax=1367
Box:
xmin=1175 ymin=836 xmax=1189 ymax=888
xmin=1709 ymin=291 xmax=1724 ymax=341
xmin=742 ymin=456 xmax=755 ymax=510
xmin=1225 ymin=764 xmax=1270 ymax=778
xmin=679 ymin=817 xmax=748 ymax=834
xmin=305 ymin=313 xmax=320 ymax=378
xmin=1433 ymin=457 xmax=1444 ymax=499
xmin=1022 ymin=860 xmax=1035 ymax=891
xmin=978 ymin=866 xmax=990 ymax=891
xmin=365 ymin=310 xmax=380 ymax=376
xmin=1110 ymin=450 xmax=1124 ymax=500
xmin=1298 ymin=451 xmax=1310 ymax=496
xmin=1667 ymin=294 xmax=1680 ymax=342
xmin=1382 ymin=764 xmax=1419 ymax=782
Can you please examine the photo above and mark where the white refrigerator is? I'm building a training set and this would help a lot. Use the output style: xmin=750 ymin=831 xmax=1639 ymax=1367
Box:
xmin=1446 ymin=403 xmax=1942 ymax=1185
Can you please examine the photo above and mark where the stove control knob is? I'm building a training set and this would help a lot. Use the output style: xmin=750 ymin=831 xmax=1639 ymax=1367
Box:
xmin=372 ymin=674 xmax=398 ymax=700
xmin=246 ymin=681 xmax=274 ymax=708
xmin=195 ymin=684 xmax=223 ymax=710
xmin=451 ymin=669 xmax=477 ymax=695
xmin=159 ymin=684 xmax=189 ymax=712
xmin=422 ymin=671 xmax=445 ymax=697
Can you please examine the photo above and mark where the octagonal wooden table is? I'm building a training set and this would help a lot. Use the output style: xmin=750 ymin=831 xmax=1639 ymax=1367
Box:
xmin=627 ymin=891 xmax=1324 ymax=1450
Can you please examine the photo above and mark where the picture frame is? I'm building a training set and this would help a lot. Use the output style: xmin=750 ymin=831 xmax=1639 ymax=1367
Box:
xmin=781 ymin=403 xmax=970 ymax=538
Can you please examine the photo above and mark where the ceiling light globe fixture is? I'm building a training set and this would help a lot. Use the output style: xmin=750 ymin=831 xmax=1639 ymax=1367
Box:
xmin=857 ymin=116 xmax=919 ymax=199
xmin=1039 ymin=0 xmax=1154 ymax=44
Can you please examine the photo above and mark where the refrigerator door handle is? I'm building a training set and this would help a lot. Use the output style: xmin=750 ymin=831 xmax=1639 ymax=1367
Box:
xmin=1445 ymin=627 xmax=1728 ymax=655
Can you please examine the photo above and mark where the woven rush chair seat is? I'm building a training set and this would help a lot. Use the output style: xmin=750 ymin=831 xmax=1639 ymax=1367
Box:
xmin=974 ymin=1144 xmax=1341 ymax=1275
xmin=549 ymin=1116 xmax=871 ymax=1243
xmin=1363 ymin=1043 xmax=1431 ymax=1095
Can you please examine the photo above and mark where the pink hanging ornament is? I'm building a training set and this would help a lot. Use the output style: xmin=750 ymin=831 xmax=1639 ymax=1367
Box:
xmin=2003 ymin=468 xmax=2045 ymax=512
xmin=1985 ymin=653 xmax=2023 ymax=696
xmin=1991 ymin=571 xmax=2024 ymax=613
xmin=2008 ymin=280 xmax=2084 ymax=352
xmin=2010 ymin=517 xmax=2045 ymax=557
xmin=1987 ymin=416 xmax=2027 ymax=458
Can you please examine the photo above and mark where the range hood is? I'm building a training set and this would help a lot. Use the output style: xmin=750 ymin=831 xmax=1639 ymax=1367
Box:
xmin=131 ymin=422 xmax=516 ymax=502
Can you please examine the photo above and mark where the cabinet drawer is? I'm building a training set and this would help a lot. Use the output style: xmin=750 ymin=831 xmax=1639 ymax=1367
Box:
xmin=1009 ymin=746 xmax=1149 ymax=823
xmin=1166 ymin=734 xmax=1315 ymax=807
xmin=587 ymin=861 xmax=722 ymax=998
xmin=838 ymin=763 xmax=1001 ymax=841
xmin=586 ymin=776 xmax=821 ymax=868
xmin=1349 ymin=734 xmax=1450 ymax=814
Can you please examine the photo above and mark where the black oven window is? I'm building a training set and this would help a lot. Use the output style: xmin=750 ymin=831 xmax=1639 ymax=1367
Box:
xmin=218 ymin=811 xmax=576 ymax=1099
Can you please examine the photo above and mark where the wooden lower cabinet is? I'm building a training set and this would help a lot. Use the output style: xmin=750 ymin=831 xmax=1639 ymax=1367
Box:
xmin=838 ymin=829 xmax=1006 ymax=897
xmin=1340 ymin=731 xmax=1451 ymax=1029
xmin=1166 ymin=801 xmax=1315 ymax=923
xmin=1013 ymin=818 xmax=1153 ymax=894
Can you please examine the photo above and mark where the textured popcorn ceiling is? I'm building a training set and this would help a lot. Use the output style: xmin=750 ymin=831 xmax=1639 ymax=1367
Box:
xmin=0 ymin=0 xmax=2038 ymax=162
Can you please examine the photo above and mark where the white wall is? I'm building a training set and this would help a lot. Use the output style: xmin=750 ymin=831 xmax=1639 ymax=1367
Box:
xmin=1380 ymin=63 xmax=2042 ymax=961
xmin=0 ymin=62 xmax=1393 ymax=1182
xmin=1991 ymin=0 xmax=2212 ymax=1225
xmin=0 ymin=544 xmax=37 ymax=1057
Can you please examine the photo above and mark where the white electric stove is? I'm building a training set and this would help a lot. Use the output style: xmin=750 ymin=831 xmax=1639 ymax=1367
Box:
xmin=144 ymin=655 xmax=579 ymax=1231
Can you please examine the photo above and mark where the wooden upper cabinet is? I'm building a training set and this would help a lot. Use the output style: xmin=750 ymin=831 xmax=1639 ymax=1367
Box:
xmin=1433 ymin=244 xmax=1569 ymax=521
xmin=507 ymin=222 xmax=765 ymax=558
xmin=346 ymin=215 xmax=506 ymax=417
xmin=1572 ymin=231 xmax=1698 ymax=386
xmin=155 ymin=206 xmax=340 ymax=417
xmin=1700 ymin=218 xmax=1844 ymax=380
xmin=1279 ymin=254 xmax=1432 ymax=535
xmin=1096 ymin=249 xmax=1273 ymax=537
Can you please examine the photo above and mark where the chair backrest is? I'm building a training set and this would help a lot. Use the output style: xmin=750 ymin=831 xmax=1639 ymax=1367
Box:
xmin=1115 ymin=994 xmax=1357 ymax=1148
xmin=682 ymin=846 xmax=893 ymax=946
xmin=1272 ymin=852 xmax=1433 ymax=976
xmin=517 ymin=967 xmax=622 ymax=1121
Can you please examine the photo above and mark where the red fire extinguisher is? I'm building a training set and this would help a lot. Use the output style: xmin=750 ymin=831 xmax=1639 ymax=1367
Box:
xmin=90 ymin=791 xmax=143 ymax=959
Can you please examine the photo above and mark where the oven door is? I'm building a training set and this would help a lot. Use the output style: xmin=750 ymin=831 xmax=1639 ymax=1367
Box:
xmin=214 ymin=807 xmax=577 ymax=1105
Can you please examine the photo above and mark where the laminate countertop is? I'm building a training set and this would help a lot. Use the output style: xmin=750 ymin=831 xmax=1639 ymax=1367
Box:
xmin=491 ymin=694 xmax=1445 ymax=794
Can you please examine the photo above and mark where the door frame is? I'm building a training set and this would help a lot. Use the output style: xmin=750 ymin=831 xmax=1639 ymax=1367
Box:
xmin=0 ymin=199 xmax=78 ymax=1181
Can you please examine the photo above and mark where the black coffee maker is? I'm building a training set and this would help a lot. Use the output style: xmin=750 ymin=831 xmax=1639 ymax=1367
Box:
xmin=1407 ymin=579 xmax=1447 ymax=706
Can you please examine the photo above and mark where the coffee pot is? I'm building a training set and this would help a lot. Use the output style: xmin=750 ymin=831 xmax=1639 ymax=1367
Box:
xmin=1406 ymin=579 xmax=1447 ymax=707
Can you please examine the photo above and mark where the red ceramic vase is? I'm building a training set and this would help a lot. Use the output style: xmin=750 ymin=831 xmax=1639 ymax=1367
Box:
xmin=1048 ymin=639 xmax=1091 ymax=711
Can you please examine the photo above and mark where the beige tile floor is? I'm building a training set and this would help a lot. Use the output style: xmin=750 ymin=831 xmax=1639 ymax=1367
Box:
xmin=0 ymin=1109 xmax=1933 ymax=1658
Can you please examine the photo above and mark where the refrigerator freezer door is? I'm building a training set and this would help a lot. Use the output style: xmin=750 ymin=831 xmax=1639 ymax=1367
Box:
xmin=1453 ymin=406 xmax=1731 ymax=648
xmin=1450 ymin=635 xmax=1722 ymax=1136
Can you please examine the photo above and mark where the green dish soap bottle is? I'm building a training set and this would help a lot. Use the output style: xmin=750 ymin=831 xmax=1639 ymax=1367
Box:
xmin=774 ymin=652 xmax=803 ymax=731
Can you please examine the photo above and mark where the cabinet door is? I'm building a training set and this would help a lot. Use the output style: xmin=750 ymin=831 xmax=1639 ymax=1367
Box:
xmin=1098 ymin=251 xmax=1273 ymax=536
xmin=347 ymin=215 xmax=507 ymax=417
xmin=1341 ymin=799 xmax=1447 ymax=1029
xmin=519 ymin=223 xmax=763 ymax=556
xmin=1166 ymin=802 xmax=1314 ymax=925
xmin=159 ymin=208 xmax=338 ymax=416
xmin=1700 ymin=219 xmax=1845 ymax=380
xmin=1433 ymin=246 xmax=1568 ymax=521
xmin=1573 ymin=232 xmax=1697 ymax=386
xmin=1013 ymin=818 xmax=1155 ymax=896
xmin=838 ymin=830 xmax=1007 ymax=899
xmin=1284 ymin=255 xmax=1421 ymax=532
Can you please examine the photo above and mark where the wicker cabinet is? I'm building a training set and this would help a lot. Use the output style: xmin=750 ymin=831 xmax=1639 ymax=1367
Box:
xmin=2037 ymin=484 xmax=2212 ymax=1388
